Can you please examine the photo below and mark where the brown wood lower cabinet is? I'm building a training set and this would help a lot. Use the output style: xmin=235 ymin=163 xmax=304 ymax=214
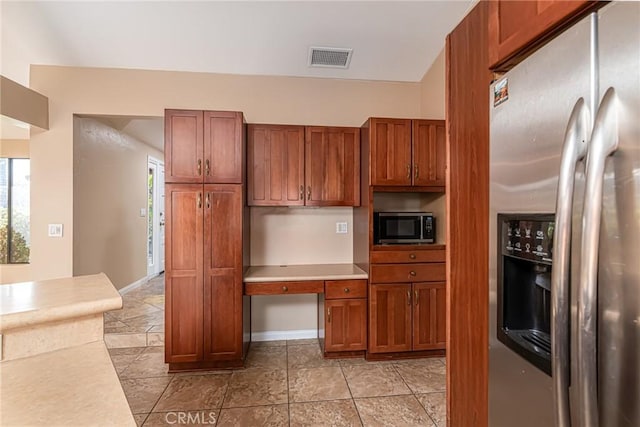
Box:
xmin=319 ymin=279 xmax=367 ymax=355
xmin=413 ymin=282 xmax=446 ymax=350
xmin=324 ymin=299 xmax=367 ymax=352
xmin=369 ymin=282 xmax=446 ymax=353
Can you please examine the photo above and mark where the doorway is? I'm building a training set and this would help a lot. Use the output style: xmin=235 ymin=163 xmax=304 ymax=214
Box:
xmin=147 ymin=156 xmax=165 ymax=277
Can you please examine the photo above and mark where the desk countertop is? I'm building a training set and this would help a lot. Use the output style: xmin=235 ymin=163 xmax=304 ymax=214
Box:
xmin=244 ymin=264 xmax=368 ymax=283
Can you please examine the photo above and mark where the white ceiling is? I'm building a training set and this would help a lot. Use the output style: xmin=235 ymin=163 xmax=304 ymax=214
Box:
xmin=1 ymin=1 xmax=473 ymax=86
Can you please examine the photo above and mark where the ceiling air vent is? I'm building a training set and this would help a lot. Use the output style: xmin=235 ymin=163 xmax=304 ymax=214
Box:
xmin=308 ymin=47 xmax=353 ymax=69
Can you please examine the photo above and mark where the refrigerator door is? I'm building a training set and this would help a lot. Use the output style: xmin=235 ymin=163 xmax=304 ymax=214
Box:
xmin=595 ymin=3 xmax=640 ymax=426
xmin=489 ymin=14 xmax=594 ymax=427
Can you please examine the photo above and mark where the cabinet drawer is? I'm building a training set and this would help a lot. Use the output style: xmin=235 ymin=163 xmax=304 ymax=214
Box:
xmin=244 ymin=280 xmax=324 ymax=295
xmin=325 ymin=280 xmax=367 ymax=299
xmin=371 ymin=250 xmax=445 ymax=264
xmin=370 ymin=263 xmax=445 ymax=284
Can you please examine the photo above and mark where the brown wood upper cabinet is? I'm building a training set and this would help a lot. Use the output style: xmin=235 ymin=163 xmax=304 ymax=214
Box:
xmin=248 ymin=124 xmax=360 ymax=206
xmin=367 ymin=118 xmax=445 ymax=187
xmin=247 ymin=125 xmax=305 ymax=206
xmin=488 ymin=0 xmax=599 ymax=70
xmin=165 ymin=109 xmax=244 ymax=184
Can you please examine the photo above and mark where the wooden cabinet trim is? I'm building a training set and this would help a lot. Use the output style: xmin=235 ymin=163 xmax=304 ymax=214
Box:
xmin=244 ymin=280 xmax=324 ymax=295
xmin=371 ymin=250 xmax=446 ymax=264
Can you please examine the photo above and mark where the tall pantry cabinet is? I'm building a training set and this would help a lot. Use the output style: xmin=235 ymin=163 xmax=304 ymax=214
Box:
xmin=164 ymin=109 xmax=250 ymax=371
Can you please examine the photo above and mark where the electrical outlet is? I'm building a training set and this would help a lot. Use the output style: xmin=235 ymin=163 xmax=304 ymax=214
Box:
xmin=140 ymin=208 xmax=146 ymax=217
xmin=336 ymin=222 xmax=348 ymax=234
xmin=48 ymin=224 xmax=63 ymax=237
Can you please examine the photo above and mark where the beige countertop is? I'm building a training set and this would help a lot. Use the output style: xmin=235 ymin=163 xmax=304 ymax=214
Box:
xmin=244 ymin=263 xmax=368 ymax=283
xmin=0 ymin=341 xmax=135 ymax=426
xmin=0 ymin=273 xmax=122 ymax=332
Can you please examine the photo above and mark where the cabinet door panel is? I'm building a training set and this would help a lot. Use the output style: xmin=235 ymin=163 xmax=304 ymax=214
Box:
xmin=203 ymin=111 xmax=243 ymax=184
xmin=325 ymin=299 xmax=367 ymax=352
xmin=204 ymin=269 xmax=241 ymax=360
xmin=165 ymin=184 xmax=203 ymax=363
xmin=413 ymin=282 xmax=446 ymax=350
xmin=370 ymin=119 xmax=412 ymax=186
xmin=203 ymin=185 xmax=243 ymax=360
xmin=165 ymin=110 xmax=203 ymax=183
xmin=413 ymin=120 xmax=446 ymax=186
xmin=369 ymin=284 xmax=412 ymax=353
xmin=247 ymin=125 xmax=304 ymax=206
xmin=305 ymin=127 xmax=360 ymax=206
xmin=489 ymin=0 xmax=596 ymax=69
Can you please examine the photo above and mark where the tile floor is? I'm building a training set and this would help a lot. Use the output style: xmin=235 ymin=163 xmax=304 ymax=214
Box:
xmin=104 ymin=275 xmax=165 ymax=348
xmin=107 ymin=276 xmax=447 ymax=426
xmin=110 ymin=341 xmax=446 ymax=426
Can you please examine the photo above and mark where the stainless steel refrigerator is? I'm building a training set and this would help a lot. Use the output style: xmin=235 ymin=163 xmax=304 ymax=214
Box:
xmin=489 ymin=2 xmax=640 ymax=426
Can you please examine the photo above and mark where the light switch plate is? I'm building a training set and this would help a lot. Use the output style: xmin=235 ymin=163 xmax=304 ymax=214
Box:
xmin=140 ymin=208 xmax=146 ymax=217
xmin=336 ymin=222 xmax=348 ymax=234
xmin=48 ymin=224 xmax=63 ymax=237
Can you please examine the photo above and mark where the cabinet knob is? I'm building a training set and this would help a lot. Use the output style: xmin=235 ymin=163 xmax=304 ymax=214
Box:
xmin=409 ymin=253 xmax=416 ymax=259
xmin=409 ymin=271 xmax=416 ymax=276
xmin=344 ymin=288 xmax=350 ymax=293
xmin=282 ymin=286 xmax=288 ymax=292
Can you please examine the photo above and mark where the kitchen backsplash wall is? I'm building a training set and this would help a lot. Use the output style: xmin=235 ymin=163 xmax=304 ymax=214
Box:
xmin=250 ymin=207 xmax=354 ymax=265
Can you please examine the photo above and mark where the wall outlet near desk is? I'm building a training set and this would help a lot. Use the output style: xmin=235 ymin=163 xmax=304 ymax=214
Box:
xmin=336 ymin=222 xmax=348 ymax=234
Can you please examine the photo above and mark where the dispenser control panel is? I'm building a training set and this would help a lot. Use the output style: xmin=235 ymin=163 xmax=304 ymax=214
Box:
xmin=502 ymin=217 xmax=554 ymax=264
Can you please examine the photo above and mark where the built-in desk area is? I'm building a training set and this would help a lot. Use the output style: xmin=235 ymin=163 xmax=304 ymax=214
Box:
xmin=243 ymin=264 xmax=369 ymax=356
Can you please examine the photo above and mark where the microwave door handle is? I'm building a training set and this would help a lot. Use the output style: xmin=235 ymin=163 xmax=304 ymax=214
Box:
xmin=578 ymin=87 xmax=618 ymax=427
xmin=551 ymin=98 xmax=590 ymax=427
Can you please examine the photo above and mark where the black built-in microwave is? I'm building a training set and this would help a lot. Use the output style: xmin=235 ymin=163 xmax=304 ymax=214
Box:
xmin=374 ymin=212 xmax=436 ymax=244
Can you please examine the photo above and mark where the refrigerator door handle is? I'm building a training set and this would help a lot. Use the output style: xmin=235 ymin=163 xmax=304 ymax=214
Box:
xmin=578 ymin=87 xmax=619 ymax=427
xmin=551 ymin=98 xmax=590 ymax=427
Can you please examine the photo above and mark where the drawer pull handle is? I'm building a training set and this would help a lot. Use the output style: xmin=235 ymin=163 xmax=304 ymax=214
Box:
xmin=406 ymin=164 xmax=411 ymax=179
xmin=327 ymin=308 xmax=331 ymax=323
xmin=344 ymin=288 xmax=350 ymax=293
xmin=414 ymin=290 xmax=419 ymax=305
xmin=282 ymin=286 xmax=288 ymax=292
xmin=307 ymin=186 xmax=312 ymax=200
xmin=299 ymin=185 xmax=304 ymax=200
xmin=205 ymin=159 xmax=210 ymax=175
xmin=409 ymin=271 xmax=416 ymax=276
xmin=407 ymin=290 xmax=411 ymax=305
xmin=409 ymin=253 xmax=416 ymax=259
xmin=197 ymin=159 xmax=202 ymax=176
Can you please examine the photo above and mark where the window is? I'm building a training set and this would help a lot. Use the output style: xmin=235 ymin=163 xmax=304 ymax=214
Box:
xmin=0 ymin=158 xmax=30 ymax=264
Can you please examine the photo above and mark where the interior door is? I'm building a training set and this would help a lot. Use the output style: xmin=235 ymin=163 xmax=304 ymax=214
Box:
xmin=158 ymin=164 xmax=165 ymax=273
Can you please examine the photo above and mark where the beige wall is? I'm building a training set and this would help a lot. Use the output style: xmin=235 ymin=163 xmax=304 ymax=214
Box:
xmin=420 ymin=49 xmax=446 ymax=119
xmin=73 ymin=117 xmax=163 ymax=290
xmin=26 ymin=63 xmax=445 ymax=335
xmin=0 ymin=139 xmax=29 ymax=158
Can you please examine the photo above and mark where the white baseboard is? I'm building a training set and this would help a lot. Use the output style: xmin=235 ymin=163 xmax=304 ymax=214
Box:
xmin=119 ymin=273 xmax=159 ymax=295
xmin=251 ymin=329 xmax=317 ymax=342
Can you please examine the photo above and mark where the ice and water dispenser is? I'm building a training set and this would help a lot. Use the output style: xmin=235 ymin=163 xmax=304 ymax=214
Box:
xmin=497 ymin=214 xmax=554 ymax=375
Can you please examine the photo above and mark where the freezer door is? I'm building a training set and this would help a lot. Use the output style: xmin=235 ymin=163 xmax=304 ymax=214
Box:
xmin=595 ymin=3 xmax=640 ymax=426
xmin=489 ymin=13 xmax=594 ymax=427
